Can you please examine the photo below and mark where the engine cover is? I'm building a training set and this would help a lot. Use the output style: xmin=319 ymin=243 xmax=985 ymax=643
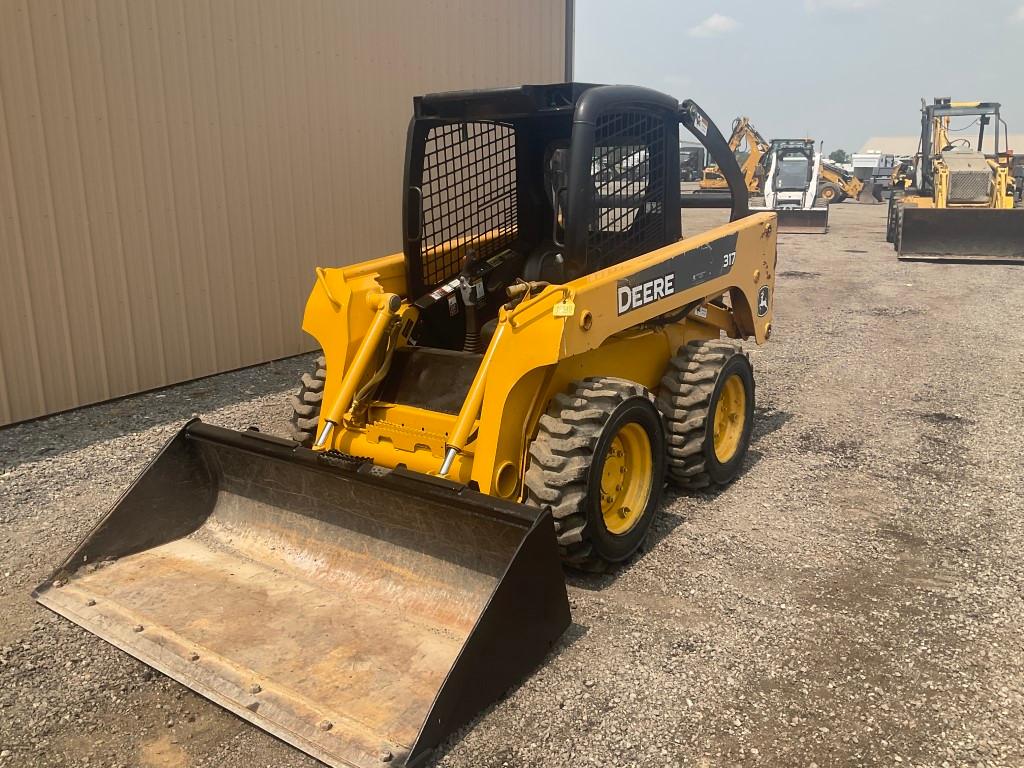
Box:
xmin=941 ymin=151 xmax=992 ymax=204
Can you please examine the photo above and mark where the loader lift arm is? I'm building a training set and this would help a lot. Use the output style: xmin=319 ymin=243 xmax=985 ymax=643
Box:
xmin=681 ymin=101 xmax=751 ymax=221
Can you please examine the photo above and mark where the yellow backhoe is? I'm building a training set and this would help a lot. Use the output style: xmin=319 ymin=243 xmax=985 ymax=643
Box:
xmin=817 ymin=160 xmax=868 ymax=204
xmin=886 ymin=98 xmax=1023 ymax=261
xmin=36 ymin=84 xmax=777 ymax=768
xmin=699 ymin=116 xmax=770 ymax=193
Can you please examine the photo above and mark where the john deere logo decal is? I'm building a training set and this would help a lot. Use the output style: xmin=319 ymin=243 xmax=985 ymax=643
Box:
xmin=757 ymin=285 xmax=770 ymax=317
xmin=617 ymin=274 xmax=675 ymax=314
xmin=616 ymin=233 xmax=739 ymax=316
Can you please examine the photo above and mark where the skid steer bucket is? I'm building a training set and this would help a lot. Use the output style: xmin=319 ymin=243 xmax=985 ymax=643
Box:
xmin=897 ymin=207 xmax=1024 ymax=262
xmin=35 ymin=420 xmax=570 ymax=768
xmin=775 ymin=206 xmax=829 ymax=234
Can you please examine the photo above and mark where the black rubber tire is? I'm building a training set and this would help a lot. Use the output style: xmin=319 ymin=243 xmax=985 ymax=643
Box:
xmin=656 ymin=340 xmax=755 ymax=490
xmin=288 ymin=354 xmax=326 ymax=447
xmin=818 ymin=183 xmax=840 ymax=205
xmin=885 ymin=195 xmax=896 ymax=243
xmin=524 ymin=378 xmax=666 ymax=570
xmin=894 ymin=206 xmax=904 ymax=255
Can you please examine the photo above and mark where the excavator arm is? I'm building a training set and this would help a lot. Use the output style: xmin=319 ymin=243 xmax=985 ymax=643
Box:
xmin=700 ymin=116 xmax=771 ymax=193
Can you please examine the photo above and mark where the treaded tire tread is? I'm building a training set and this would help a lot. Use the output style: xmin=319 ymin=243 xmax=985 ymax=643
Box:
xmin=288 ymin=354 xmax=326 ymax=446
xmin=524 ymin=377 xmax=652 ymax=570
xmin=885 ymin=194 xmax=897 ymax=243
xmin=895 ymin=206 xmax=904 ymax=254
xmin=818 ymin=183 xmax=839 ymax=206
xmin=656 ymin=340 xmax=749 ymax=490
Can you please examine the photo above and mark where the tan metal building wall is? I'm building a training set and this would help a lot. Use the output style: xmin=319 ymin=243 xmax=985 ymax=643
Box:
xmin=859 ymin=134 xmax=1024 ymax=154
xmin=0 ymin=0 xmax=569 ymax=426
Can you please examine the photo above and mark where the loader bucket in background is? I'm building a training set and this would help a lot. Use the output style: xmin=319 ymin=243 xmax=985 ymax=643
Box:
xmin=775 ymin=206 xmax=829 ymax=234
xmin=34 ymin=420 xmax=570 ymax=768
xmin=857 ymin=180 xmax=884 ymax=204
xmin=897 ymin=207 xmax=1024 ymax=262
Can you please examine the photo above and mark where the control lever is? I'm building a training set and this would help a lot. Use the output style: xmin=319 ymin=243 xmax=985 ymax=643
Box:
xmin=459 ymin=249 xmax=486 ymax=353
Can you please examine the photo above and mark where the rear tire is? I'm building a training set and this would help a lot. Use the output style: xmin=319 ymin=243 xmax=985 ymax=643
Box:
xmin=288 ymin=354 xmax=326 ymax=447
xmin=656 ymin=340 xmax=754 ymax=490
xmin=818 ymin=183 xmax=840 ymax=205
xmin=524 ymin=378 xmax=666 ymax=571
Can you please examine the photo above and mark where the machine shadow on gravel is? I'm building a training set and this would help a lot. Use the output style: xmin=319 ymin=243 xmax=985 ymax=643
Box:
xmin=562 ymin=496 xmax=690 ymax=594
xmin=565 ymin=406 xmax=789 ymax=595
xmin=750 ymin=406 xmax=794 ymax=443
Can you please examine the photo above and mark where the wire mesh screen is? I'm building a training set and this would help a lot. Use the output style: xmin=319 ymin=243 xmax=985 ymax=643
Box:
xmin=419 ymin=121 xmax=518 ymax=287
xmin=589 ymin=111 xmax=666 ymax=267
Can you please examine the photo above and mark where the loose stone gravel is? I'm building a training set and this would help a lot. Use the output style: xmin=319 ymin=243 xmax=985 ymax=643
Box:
xmin=1 ymin=203 xmax=1022 ymax=767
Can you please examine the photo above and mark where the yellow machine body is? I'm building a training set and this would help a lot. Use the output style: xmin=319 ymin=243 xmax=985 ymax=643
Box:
xmin=891 ymin=98 xmax=1023 ymax=261
xmin=304 ymin=214 xmax=776 ymax=497
xmin=817 ymin=162 xmax=867 ymax=203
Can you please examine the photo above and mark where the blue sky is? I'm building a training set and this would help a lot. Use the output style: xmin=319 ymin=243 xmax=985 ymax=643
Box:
xmin=574 ymin=0 xmax=1024 ymax=153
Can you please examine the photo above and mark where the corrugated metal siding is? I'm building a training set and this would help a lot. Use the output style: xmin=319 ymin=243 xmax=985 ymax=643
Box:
xmin=0 ymin=0 xmax=567 ymax=425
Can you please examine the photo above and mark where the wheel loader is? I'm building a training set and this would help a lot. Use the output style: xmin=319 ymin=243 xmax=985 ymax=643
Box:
xmin=35 ymin=84 xmax=777 ymax=768
xmin=887 ymin=97 xmax=1023 ymax=262
xmin=817 ymin=159 xmax=878 ymax=205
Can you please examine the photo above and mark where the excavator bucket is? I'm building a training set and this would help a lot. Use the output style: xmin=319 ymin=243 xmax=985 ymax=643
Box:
xmin=775 ymin=206 xmax=829 ymax=234
xmin=898 ymin=208 xmax=1024 ymax=262
xmin=34 ymin=420 xmax=570 ymax=768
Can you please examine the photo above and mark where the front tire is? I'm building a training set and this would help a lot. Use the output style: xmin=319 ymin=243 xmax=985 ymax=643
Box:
xmin=818 ymin=183 xmax=840 ymax=205
xmin=288 ymin=354 xmax=326 ymax=446
xmin=524 ymin=378 xmax=666 ymax=570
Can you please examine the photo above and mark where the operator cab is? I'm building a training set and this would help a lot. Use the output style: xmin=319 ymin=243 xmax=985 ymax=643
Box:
xmin=765 ymin=139 xmax=817 ymax=208
xmin=401 ymin=83 xmax=684 ymax=354
xmin=776 ymin=154 xmax=812 ymax=192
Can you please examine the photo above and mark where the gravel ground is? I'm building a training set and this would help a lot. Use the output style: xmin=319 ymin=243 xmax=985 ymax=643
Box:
xmin=2 ymin=202 xmax=1024 ymax=767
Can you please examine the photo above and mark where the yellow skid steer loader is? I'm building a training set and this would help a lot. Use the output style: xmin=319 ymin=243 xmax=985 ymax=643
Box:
xmin=36 ymin=84 xmax=776 ymax=768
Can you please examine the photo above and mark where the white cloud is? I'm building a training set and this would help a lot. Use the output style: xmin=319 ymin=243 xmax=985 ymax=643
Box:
xmin=688 ymin=13 xmax=738 ymax=38
xmin=1012 ymin=4 xmax=1024 ymax=22
xmin=804 ymin=0 xmax=881 ymax=10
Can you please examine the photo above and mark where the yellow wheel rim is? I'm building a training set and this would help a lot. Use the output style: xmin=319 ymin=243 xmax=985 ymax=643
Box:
xmin=822 ymin=187 xmax=835 ymax=201
xmin=713 ymin=374 xmax=747 ymax=463
xmin=599 ymin=423 xmax=653 ymax=536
